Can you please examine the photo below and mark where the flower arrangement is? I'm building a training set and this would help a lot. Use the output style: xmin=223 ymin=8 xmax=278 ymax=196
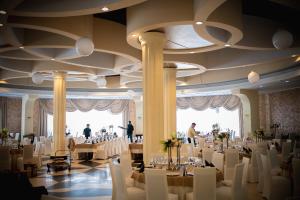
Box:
xmin=160 ymin=132 xmax=182 ymax=152
xmin=0 ymin=128 xmax=8 ymax=139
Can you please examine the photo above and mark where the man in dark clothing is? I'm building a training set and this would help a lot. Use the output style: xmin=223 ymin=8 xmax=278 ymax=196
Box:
xmin=127 ymin=121 xmax=134 ymax=143
xmin=83 ymin=124 xmax=91 ymax=139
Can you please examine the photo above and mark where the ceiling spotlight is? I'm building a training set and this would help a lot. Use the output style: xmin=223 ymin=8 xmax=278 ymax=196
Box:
xmin=224 ymin=44 xmax=231 ymax=47
xmin=0 ymin=80 xmax=7 ymax=84
xmin=285 ymin=80 xmax=290 ymax=83
xmin=75 ymin=37 xmax=94 ymax=56
xmin=195 ymin=21 xmax=203 ymax=25
xmin=131 ymin=34 xmax=138 ymax=37
xmin=19 ymin=46 xmax=24 ymax=49
xmin=248 ymin=71 xmax=260 ymax=84
xmin=102 ymin=6 xmax=109 ymax=12
xmin=0 ymin=24 xmax=3 ymax=27
xmin=291 ymin=54 xmax=297 ymax=58
xmin=189 ymin=52 xmax=195 ymax=54
xmin=0 ymin=10 xmax=6 ymax=15
xmin=272 ymin=29 xmax=293 ymax=49
xmin=51 ymin=58 xmax=55 ymax=61
xmin=32 ymin=72 xmax=45 ymax=84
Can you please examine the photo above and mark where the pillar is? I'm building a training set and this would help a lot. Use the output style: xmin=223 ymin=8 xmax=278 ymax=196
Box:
xmin=53 ymin=72 xmax=66 ymax=156
xmin=139 ymin=32 xmax=166 ymax=164
xmin=164 ymin=67 xmax=177 ymax=139
xmin=21 ymin=95 xmax=38 ymax=135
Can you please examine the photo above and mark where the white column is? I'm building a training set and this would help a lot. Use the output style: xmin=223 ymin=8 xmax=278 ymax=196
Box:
xmin=21 ymin=95 xmax=38 ymax=135
xmin=164 ymin=67 xmax=177 ymax=139
xmin=53 ymin=72 xmax=66 ymax=156
xmin=133 ymin=97 xmax=143 ymax=135
xmin=139 ymin=32 xmax=166 ymax=164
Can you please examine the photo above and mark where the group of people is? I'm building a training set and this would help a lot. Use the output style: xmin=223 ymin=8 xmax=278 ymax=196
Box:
xmin=77 ymin=121 xmax=197 ymax=144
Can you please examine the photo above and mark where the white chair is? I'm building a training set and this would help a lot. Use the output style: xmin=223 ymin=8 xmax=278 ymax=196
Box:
xmin=292 ymin=158 xmax=300 ymax=197
xmin=267 ymin=149 xmax=281 ymax=176
xmin=279 ymin=142 xmax=292 ymax=162
xmin=224 ymin=149 xmax=239 ymax=181
xmin=261 ymin=154 xmax=291 ymax=200
xmin=14 ymin=133 xmax=20 ymax=141
xmin=0 ymin=146 xmax=11 ymax=170
xmin=248 ymin=149 xmax=258 ymax=183
xmin=212 ymin=152 xmax=224 ymax=172
xmin=186 ymin=167 xmax=216 ymax=200
xmin=111 ymin=160 xmax=145 ymax=200
xmin=202 ymin=148 xmax=214 ymax=163
xmin=144 ymin=169 xmax=178 ymax=200
xmin=216 ymin=163 xmax=245 ymax=200
xmin=120 ymin=151 xmax=134 ymax=187
xmin=256 ymin=152 xmax=264 ymax=193
xmin=197 ymin=137 xmax=206 ymax=150
xmin=109 ymin=159 xmax=117 ymax=200
xmin=21 ymin=144 xmax=40 ymax=168
xmin=94 ymin=142 xmax=108 ymax=159
xmin=181 ymin=144 xmax=193 ymax=158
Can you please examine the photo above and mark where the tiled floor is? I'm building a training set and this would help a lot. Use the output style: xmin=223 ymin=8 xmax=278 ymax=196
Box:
xmin=30 ymin=159 xmax=264 ymax=200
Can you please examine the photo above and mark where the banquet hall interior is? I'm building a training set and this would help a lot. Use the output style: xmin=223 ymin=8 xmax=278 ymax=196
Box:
xmin=0 ymin=0 xmax=300 ymax=200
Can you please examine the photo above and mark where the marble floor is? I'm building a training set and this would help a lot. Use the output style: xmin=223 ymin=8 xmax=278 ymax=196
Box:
xmin=30 ymin=159 xmax=265 ymax=200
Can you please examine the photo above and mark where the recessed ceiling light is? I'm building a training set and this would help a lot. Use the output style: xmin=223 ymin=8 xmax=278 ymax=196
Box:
xmin=51 ymin=58 xmax=55 ymax=61
xmin=291 ymin=54 xmax=297 ymax=58
xmin=0 ymin=10 xmax=6 ymax=15
xmin=259 ymin=85 xmax=263 ymax=88
xmin=0 ymin=80 xmax=7 ymax=84
xmin=102 ymin=6 xmax=109 ymax=12
xmin=0 ymin=24 xmax=3 ymax=27
xmin=285 ymin=80 xmax=290 ymax=83
xmin=19 ymin=46 xmax=24 ymax=49
xmin=189 ymin=52 xmax=195 ymax=54
xmin=131 ymin=34 xmax=138 ymax=37
xmin=224 ymin=44 xmax=231 ymax=47
xmin=195 ymin=21 xmax=203 ymax=25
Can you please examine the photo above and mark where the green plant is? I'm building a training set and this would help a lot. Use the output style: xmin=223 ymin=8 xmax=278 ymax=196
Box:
xmin=0 ymin=128 xmax=9 ymax=139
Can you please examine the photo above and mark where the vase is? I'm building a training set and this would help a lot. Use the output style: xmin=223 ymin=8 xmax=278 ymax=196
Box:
xmin=167 ymin=146 xmax=172 ymax=170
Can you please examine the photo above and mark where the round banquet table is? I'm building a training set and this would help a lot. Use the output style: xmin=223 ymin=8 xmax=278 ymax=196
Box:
xmin=131 ymin=168 xmax=224 ymax=200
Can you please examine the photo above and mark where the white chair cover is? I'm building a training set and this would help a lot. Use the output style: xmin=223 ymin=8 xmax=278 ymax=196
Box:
xmin=224 ymin=149 xmax=239 ymax=181
xmin=261 ymin=154 xmax=291 ymax=200
xmin=120 ymin=152 xmax=134 ymax=187
xmin=181 ymin=144 xmax=193 ymax=158
xmin=256 ymin=152 xmax=264 ymax=193
xmin=202 ymin=148 xmax=214 ymax=163
xmin=267 ymin=149 xmax=281 ymax=176
xmin=144 ymin=169 xmax=178 ymax=200
xmin=212 ymin=152 xmax=224 ymax=172
xmin=186 ymin=167 xmax=216 ymax=200
xmin=281 ymin=142 xmax=292 ymax=161
xmin=248 ymin=148 xmax=258 ymax=183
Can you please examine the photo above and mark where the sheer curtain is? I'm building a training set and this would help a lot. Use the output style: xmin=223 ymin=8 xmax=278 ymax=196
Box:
xmin=38 ymin=101 xmax=48 ymax=137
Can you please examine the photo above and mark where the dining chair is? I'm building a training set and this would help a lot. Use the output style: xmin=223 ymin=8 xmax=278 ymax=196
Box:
xmin=186 ymin=167 xmax=216 ymax=200
xmin=267 ymin=149 xmax=281 ymax=176
xmin=212 ymin=152 xmax=224 ymax=172
xmin=120 ymin=151 xmax=134 ymax=187
xmin=144 ymin=168 xmax=178 ymax=200
xmin=111 ymin=160 xmax=145 ymax=200
xmin=109 ymin=159 xmax=117 ymax=200
xmin=248 ymin=148 xmax=258 ymax=183
xmin=202 ymin=148 xmax=214 ymax=163
xmin=0 ymin=146 xmax=11 ymax=171
xmin=224 ymin=149 xmax=239 ymax=181
xmin=216 ymin=162 xmax=245 ymax=200
xmin=261 ymin=154 xmax=291 ymax=200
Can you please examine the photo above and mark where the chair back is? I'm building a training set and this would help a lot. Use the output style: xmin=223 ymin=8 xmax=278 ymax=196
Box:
xmin=231 ymin=163 xmax=245 ymax=200
xmin=193 ymin=167 xmax=216 ymax=200
xmin=120 ymin=152 xmax=132 ymax=180
xmin=202 ymin=148 xmax=214 ymax=163
xmin=14 ymin=133 xmax=20 ymax=141
xmin=292 ymin=158 xmax=300 ymax=196
xmin=109 ymin=159 xmax=117 ymax=200
xmin=23 ymin=144 xmax=34 ymax=162
xmin=212 ymin=152 xmax=224 ymax=172
xmin=0 ymin=146 xmax=11 ymax=170
xmin=281 ymin=142 xmax=292 ymax=160
xmin=225 ymin=149 xmax=239 ymax=168
xmin=144 ymin=169 xmax=168 ymax=200
xmin=181 ymin=143 xmax=193 ymax=158
xmin=198 ymin=138 xmax=206 ymax=149
xmin=261 ymin=154 xmax=272 ymax=198
xmin=256 ymin=152 xmax=264 ymax=193
xmin=268 ymin=149 xmax=280 ymax=169
xmin=242 ymin=157 xmax=250 ymax=185
xmin=110 ymin=161 xmax=128 ymax=200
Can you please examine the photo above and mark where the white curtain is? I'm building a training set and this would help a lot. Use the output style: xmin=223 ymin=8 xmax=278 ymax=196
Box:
xmin=39 ymin=99 xmax=129 ymax=114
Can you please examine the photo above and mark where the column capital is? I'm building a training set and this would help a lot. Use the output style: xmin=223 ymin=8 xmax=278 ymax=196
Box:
xmin=53 ymin=71 xmax=67 ymax=78
xmin=139 ymin=32 xmax=166 ymax=47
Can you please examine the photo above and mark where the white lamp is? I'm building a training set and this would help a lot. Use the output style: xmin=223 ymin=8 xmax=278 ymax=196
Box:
xmin=95 ymin=76 xmax=107 ymax=87
xmin=75 ymin=37 xmax=94 ymax=56
xmin=272 ymin=30 xmax=293 ymax=49
xmin=248 ymin=71 xmax=260 ymax=84
xmin=32 ymin=72 xmax=45 ymax=84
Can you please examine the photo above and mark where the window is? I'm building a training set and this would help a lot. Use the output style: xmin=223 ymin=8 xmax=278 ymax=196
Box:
xmin=177 ymin=107 xmax=240 ymax=137
xmin=47 ymin=109 xmax=123 ymax=137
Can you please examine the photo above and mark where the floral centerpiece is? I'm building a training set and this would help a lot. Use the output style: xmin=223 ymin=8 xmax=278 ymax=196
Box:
xmin=0 ymin=128 xmax=9 ymax=145
xmin=161 ymin=132 xmax=183 ymax=168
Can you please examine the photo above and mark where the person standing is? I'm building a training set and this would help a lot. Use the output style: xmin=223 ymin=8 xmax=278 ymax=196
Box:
xmin=127 ymin=121 xmax=134 ymax=143
xmin=83 ymin=124 xmax=91 ymax=140
xmin=187 ymin=123 xmax=196 ymax=145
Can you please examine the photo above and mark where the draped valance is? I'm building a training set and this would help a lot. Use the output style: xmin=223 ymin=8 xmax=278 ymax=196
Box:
xmin=39 ymin=99 xmax=130 ymax=115
xmin=176 ymin=95 xmax=241 ymax=111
